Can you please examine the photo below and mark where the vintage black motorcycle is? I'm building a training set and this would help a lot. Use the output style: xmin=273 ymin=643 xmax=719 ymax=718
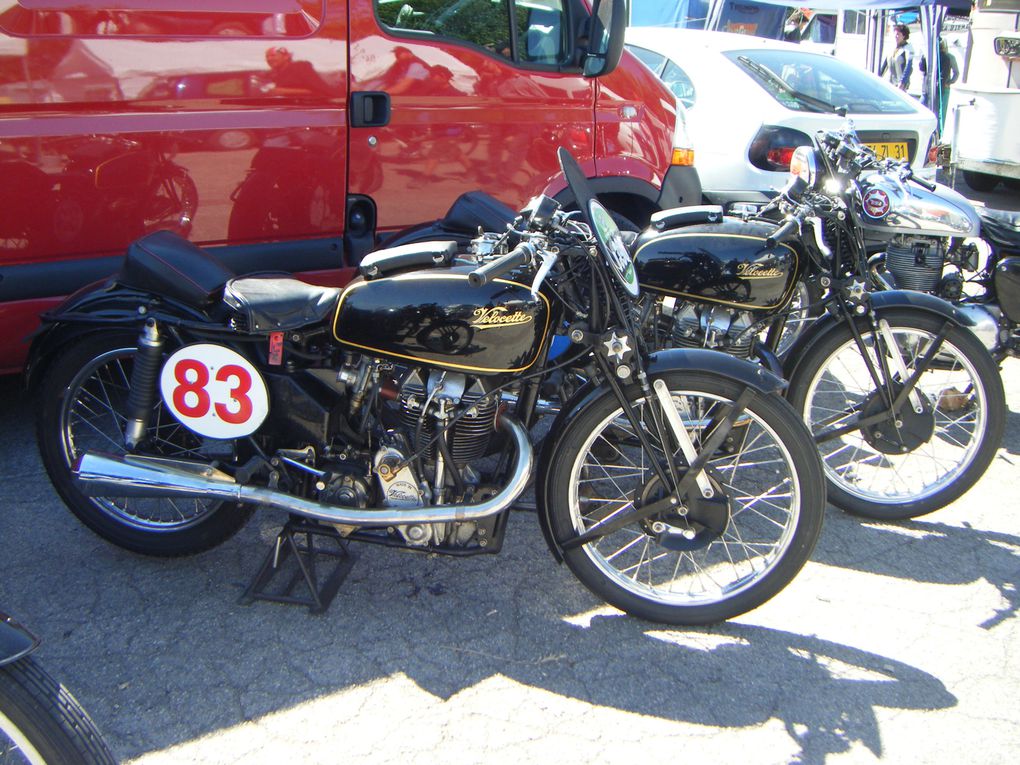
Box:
xmin=1 ymin=610 xmax=116 ymax=764
xmin=622 ymin=133 xmax=1007 ymax=522
xmin=29 ymin=149 xmax=824 ymax=626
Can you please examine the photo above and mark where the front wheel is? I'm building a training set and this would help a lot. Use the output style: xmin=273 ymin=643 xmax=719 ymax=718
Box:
xmin=0 ymin=657 xmax=116 ymax=765
xmin=787 ymin=311 xmax=1006 ymax=520
xmin=545 ymin=372 xmax=825 ymax=625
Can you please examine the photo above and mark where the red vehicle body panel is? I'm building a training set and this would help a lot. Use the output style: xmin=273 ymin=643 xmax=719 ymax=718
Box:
xmin=0 ymin=0 xmax=688 ymax=374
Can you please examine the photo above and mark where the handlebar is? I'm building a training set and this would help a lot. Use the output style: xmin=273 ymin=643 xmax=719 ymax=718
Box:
xmin=468 ymin=242 xmax=535 ymax=286
xmin=765 ymin=216 xmax=802 ymax=248
xmin=910 ymin=173 xmax=938 ymax=192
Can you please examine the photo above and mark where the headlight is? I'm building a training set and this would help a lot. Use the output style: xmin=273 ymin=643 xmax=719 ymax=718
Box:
xmin=789 ymin=146 xmax=818 ymax=187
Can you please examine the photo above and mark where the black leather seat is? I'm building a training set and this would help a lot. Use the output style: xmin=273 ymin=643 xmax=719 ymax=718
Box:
xmin=118 ymin=230 xmax=234 ymax=306
xmin=223 ymin=275 xmax=340 ymax=332
xmin=980 ymin=208 xmax=1020 ymax=251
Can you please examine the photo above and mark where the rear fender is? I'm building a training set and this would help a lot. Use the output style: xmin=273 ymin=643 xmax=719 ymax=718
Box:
xmin=534 ymin=349 xmax=786 ymax=562
xmin=24 ymin=285 xmax=208 ymax=392
xmin=781 ymin=290 xmax=976 ymax=383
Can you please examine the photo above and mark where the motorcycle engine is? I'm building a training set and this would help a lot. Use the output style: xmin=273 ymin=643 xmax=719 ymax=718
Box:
xmin=663 ymin=298 xmax=757 ymax=357
xmin=883 ymin=234 xmax=947 ymax=292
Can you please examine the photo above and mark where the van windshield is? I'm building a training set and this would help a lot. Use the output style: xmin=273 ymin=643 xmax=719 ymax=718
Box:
xmin=726 ymin=49 xmax=917 ymax=115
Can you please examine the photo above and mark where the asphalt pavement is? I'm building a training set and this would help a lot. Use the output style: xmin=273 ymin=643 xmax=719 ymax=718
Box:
xmin=1 ymin=182 xmax=1019 ymax=765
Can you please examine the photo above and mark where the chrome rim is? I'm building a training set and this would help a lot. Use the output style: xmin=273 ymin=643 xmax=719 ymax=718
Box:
xmin=803 ymin=327 xmax=987 ymax=504
xmin=567 ymin=390 xmax=802 ymax=606
xmin=59 ymin=346 xmax=221 ymax=531
xmin=0 ymin=705 xmax=47 ymax=765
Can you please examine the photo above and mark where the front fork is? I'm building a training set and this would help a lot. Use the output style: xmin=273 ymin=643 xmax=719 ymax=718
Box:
xmin=124 ymin=319 xmax=164 ymax=450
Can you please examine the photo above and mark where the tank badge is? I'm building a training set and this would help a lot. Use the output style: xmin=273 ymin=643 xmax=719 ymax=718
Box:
xmin=737 ymin=263 xmax=783 ymax=279
xmin=862 ymin=188 xmax=891 ymax=219
xmin=470 ymin=306 xmax=533 ymax=329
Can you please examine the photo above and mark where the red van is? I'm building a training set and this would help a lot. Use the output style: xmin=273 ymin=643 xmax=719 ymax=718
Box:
xmin=0 ymin=0 xmax=698 ymax=374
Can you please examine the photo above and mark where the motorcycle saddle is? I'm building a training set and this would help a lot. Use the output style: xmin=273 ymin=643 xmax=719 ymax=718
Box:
xmin=119 ymin=231 xmax=234 ymax=306
xmin=980 ymin=208 xmax=1020 ymax=251
xmin=223 ymin=276 xmax=341 ymax=333
xmin=359 ymin=240 xmax=457 ymax=279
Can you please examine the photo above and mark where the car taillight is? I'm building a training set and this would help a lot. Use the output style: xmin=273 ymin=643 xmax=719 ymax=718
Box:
xmin=925 ymin=133 xmax=938 ymax=166
xmin=748 ymin=126 xmax=813 ymax=172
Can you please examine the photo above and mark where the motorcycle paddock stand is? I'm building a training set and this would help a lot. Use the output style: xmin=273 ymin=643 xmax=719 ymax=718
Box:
xmin=239 ymin=516 xmax=356 ymax=614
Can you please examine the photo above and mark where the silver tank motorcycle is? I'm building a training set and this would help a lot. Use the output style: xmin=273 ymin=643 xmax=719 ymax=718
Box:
xmin=824 ymin=130 xmax=1020 ymax=364
xmin=28 ymin=148 xmax=825 ymax=626
xmin=1 ymin=611 xmax=116 ymax=765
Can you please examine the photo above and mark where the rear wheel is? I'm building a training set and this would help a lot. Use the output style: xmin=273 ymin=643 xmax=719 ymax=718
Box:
xmin=0 ymin=657 xmax=116 ymax=765
xmin=787 ymin=311 xmax=1005 ymax=519
xmin=37 ymin=332 xmax=251 ymax=556
xmin=545 ymin=372 xmax=824 ymax=625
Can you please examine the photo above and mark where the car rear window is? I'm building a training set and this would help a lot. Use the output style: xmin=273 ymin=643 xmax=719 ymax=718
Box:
xmin=725 ymin=49 xmax=917 ymax=115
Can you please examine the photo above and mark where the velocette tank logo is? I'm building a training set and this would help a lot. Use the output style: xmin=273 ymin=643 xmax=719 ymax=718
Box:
xmin=862 ymin=188 xmax=891 ymax=219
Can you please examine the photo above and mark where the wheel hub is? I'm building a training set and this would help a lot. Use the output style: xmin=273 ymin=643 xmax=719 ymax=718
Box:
xmin=859 ymin=385 xmax=935 ymax=454
xmin=637 ymin=473 xmax=730 ymax=551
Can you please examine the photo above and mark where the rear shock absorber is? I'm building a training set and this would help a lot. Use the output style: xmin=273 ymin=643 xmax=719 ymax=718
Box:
xmin=124 ymin=319 xmax=164 ymax=450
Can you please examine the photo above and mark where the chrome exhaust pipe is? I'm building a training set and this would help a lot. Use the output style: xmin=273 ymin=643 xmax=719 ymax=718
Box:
xmin=74 ymin=417 xmax=533 ymax=527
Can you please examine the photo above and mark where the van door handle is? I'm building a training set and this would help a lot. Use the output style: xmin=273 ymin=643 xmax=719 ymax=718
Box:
xmin=350 ymin=92 xmax=391 ymax=127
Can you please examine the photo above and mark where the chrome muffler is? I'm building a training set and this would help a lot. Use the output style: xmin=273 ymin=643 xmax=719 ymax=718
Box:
xmin=74 ymin=417 xmax=533 ymax=527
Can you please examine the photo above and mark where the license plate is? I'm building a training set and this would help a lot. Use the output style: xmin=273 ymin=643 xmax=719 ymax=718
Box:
xmin=866 ymin=141 xmax=909 ymax=160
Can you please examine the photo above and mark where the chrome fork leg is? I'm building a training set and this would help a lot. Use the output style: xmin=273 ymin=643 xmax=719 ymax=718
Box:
xmin=651 ymin=379 xmax=714 ymax=498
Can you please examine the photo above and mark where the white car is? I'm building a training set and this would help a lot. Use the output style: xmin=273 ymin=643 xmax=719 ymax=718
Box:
xmin=625 ymin=28 xmax=939 ymax=211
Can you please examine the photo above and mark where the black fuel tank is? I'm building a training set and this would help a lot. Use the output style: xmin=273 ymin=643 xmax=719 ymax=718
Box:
xmin=633 ymin=218 xmax=798 ymax=311
xmin=994 ymin=256 xmax=1020 ymax=323
xmin=333 ymin=268 xmax=550 ymax=375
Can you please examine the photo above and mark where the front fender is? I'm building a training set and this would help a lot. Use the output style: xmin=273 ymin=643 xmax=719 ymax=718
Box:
xmin=534 ymin=350 xmax=787 ymax=562
xmin=0 ymin=612 xmax=39 ymax=667
xmin=781 ymin=290 xmax=976 ymax=383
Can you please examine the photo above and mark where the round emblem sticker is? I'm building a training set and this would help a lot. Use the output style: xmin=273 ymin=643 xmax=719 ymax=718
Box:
xmin=862 ymin=188 xmax=891 ymax=219
xmin=160 ymin=344 xmax=269 ymax=439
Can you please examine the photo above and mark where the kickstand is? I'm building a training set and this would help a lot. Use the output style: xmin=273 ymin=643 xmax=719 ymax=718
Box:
xmin=239 ymin=517 xmax=356 ymax=614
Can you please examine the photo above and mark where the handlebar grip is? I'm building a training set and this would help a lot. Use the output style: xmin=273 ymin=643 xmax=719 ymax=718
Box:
xmin=912 ymin=174 xmax=937 ymax=192
xmin=765 ymin=217 xmax=801 ymax=248
xmin=468 ymin=243 xmax=533 ymax=286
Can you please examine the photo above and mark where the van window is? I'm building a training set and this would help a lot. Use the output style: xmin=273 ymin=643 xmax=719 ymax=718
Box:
xmin=0 ymin=1 xmax=323 ymax=38
xmin=377 ymin=0 xmax=568 ymax=65
xmin=841 ymin=10 xmax=866 ymax=36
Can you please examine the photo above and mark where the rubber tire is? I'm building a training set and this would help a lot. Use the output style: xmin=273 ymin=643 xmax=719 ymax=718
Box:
xmin=545 ymin=372 xmax=825 ymax=625
xmin=962 ymin=170 xmax=1000 ymax=193
xmin=786 ymin=311 xmax=1006 ymax=520
xmin=0 ymin=657 xmax=117 ymax=765
xmin=36 ymin=332 xmax=252 ymax=557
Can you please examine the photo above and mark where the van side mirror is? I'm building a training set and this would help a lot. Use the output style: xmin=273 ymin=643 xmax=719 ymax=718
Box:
xmin=582 ymin=0 xmax=626 ymax=77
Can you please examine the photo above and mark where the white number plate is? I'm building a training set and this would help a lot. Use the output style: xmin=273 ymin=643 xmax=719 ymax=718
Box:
xmin=160 ymin=344 xmax=269 ymax=439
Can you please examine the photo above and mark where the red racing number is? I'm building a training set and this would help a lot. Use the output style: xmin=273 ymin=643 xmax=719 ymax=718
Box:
xmin=170 ymin=359 xmax=253 ymax=424
xmin=214 ymin=364 xmax=253 ymax=424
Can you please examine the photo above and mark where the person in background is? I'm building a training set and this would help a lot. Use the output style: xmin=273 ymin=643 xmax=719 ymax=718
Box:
xmin=880 ymin=24 xmax=913 ymax=91
xmin=920 ymin=38 xmax=960 ymax=131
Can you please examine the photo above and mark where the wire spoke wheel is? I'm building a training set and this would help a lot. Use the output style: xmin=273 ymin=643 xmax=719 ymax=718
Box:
xmin=789 ymin=312 xmax=1005 ymax=519
xmin=546 ymin=372 xmax=823 ymax=625
xmin=37 ymin=333 xmax=251 ymax=555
